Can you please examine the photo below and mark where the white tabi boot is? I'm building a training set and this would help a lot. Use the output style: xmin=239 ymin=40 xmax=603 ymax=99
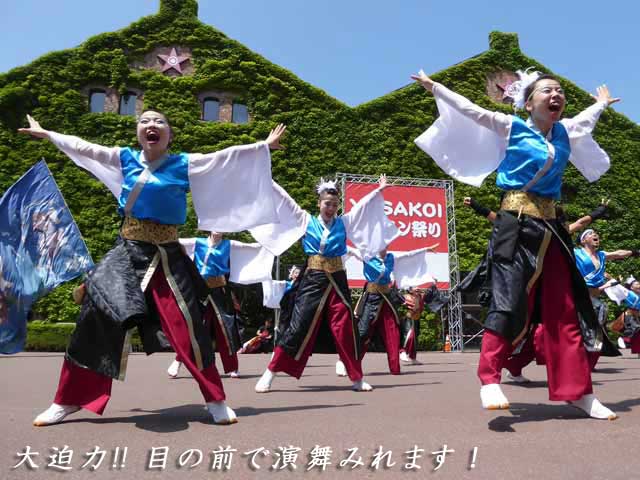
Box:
xmin=503 ymin=369 xmax=531 ymax=384
xmin=33 ymin=403 xmax=81 ymax=427
xmin=229 ymin=370 xmax=239 ymax=378
xmin=352 ymin=378 xmax=374 ymax=392
xmin=335 ymin=360 xmax=347 ymax=377
xmin=255 ymin=369 xmax=275 ymax=393
xmin=569 ymin=394 xmax=617 ymax=420
xmin=206 ymin=401 xmax=238 ymax=425
xmin=167 ymin=360 xmax=182 ymax=378
xmin=480 ymin=383 xmax=510 ymax=410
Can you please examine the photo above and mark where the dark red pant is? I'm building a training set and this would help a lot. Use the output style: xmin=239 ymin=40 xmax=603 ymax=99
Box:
xmin=361 ymin=302 xmax=401 ymax=375
xmin=54 ymin=266 xmax=226 ymax=415
xmin=268 ymin=287 xmax=363 ymax=381
xmin=631 ymin=333 xmax=640 ymax=354
xmin=478 ymin=238 xmax=593 ymax=401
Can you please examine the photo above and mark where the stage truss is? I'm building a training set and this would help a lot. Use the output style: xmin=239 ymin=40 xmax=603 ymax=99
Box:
xmin=336 ymin=173 xmax=464 ymax=352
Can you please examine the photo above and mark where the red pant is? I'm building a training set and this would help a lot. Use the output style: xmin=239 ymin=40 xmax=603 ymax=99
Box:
xmin=478 ymin=238 xmax=593 ymax=401
xmin=631 ymin=333 xmax=640 ymax=354
xmin=361 ymin=302 xmax=401 ymax=375
xmin=269 ymin=287 xmax=363 ymax=381
xmin=401 ymin=319 xmax=417 ymax=360
xmin=54 ymin=266 xmax=226 ymax=415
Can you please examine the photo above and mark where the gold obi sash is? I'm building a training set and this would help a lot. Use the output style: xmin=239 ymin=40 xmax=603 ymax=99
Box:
xmin=120 ymin=217 xmax=178 ymax=244
xmin=307 ymin=255 xmax=344 ymax=273
xmin=206 ymin=276 xmax=227 ymax=289
xmin=500 ymin=191 xmax=556 ymax=220
xmin=366 ymin=283 xmax=391 ymax=294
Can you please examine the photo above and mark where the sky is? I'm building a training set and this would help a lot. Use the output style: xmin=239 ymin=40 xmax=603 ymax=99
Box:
xmin=1 ymin=1 xmax=638 ymax=122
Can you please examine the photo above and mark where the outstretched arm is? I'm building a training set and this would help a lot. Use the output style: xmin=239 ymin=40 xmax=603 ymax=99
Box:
xmin=567 ymin=199 xmax=609 ymax=234
xmin=604 ymin=249 xmax=639 ymax=261
xmin=563 ymin=86 xmax=618 ymax=134
xmin=411 ymin=70 xmax=511 ymax=136
xmin=18 ymin=115 xmax=123 ymax=198
xmin=189 ymin=123 xmax=287 ymax=171
xmin=18 ymin=114 xmax=120 ymax=166
xmin=463 ymin=197 xmax=497 ymax=223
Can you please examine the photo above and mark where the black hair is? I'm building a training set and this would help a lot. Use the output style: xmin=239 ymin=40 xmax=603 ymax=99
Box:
xmin=523 ymin=74 xmax=560 ymax=104
xmin=139 ymin=109 xmax=172 ymax=125
xmin=319 ymin=188 xmax=339 ymax=197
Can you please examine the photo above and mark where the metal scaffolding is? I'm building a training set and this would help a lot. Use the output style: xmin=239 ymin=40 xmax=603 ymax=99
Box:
xmin=336 ymin=173 xmax=464 ymax=352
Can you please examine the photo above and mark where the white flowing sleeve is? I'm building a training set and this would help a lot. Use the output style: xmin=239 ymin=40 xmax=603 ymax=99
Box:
xmin=188 ymin=141 xmax=278 ymax=232
xmin=178 ymin=238 xmax=197 ymax=260
xmin=342 ymin=187 xmax=399 ymax=261
xmin=249 ymin=182 xmax=310 ymax=256
xmin=560 ymin=101 xmax=609 ymax=182
xmin=261 ymin=280 xmax=288 ymax=308
xmin=47 ymin=131 xmax=122 ymax=198
xmin=229 ymin=241 xmax=275 ymax=285
xmin=392 ymin=248 xmax=436 ymax=289
xmin=414 ymin=83 xmax=512 ymax=187
xmin=604 ymin=284 xmax=629 ymax=305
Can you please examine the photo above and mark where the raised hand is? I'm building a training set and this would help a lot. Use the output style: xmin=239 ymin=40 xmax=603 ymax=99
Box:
xmin=378 ymin=173 xmax=388 ymax=190
xmin=591 ymin=85 xmax=620 ymax=106
xmin=265 ymin=123 xmax=286 ymax=150
xmin=17 ymin=114 xmax=50 ymax=139
xmin=410 ymin=69 xmax=435 ymax=92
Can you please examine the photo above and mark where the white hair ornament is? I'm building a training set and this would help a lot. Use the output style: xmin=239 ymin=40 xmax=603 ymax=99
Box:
xmin=316 ymin=177 xmax=338 ymax=195
xmin=504 ymin=68 xmax=542 ymax=110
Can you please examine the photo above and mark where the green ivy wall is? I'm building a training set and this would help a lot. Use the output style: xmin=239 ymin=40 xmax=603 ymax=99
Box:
xmin=1 ymin=1 xmax=638 ymax=349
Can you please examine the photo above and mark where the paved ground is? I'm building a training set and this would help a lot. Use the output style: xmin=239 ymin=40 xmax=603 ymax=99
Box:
xmin=2 ymin=350 xmax=640 ymax=479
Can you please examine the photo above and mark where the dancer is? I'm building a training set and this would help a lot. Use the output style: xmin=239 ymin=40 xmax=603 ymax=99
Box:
xmin=575 ymin=228 xmax=639 ymax=327
xmin=620 ymin=277 xmax=640 ymax=355
xmin=167 ymin=232 xmax=274 ymax=379
xmin=251 ymin=175 xmax=398 ymax=392
xmin=19 ymin=113 xmax=285 ymax=426
xmin=399 ymin=284 xmax=447 ymax=364
xmin=413 ymin=68 xmax=620 ymax=419
xmin=239 ymin=318 xmax=275 ymax=354
xmin=464 ymin=197 xmax=613 ymax=381
xmin=343 ymin=245 xmax=436 ymax=375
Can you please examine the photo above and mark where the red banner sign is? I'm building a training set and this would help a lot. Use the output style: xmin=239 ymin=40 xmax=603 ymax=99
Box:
xmin=344 ymin=182 xmax=450 ymax=289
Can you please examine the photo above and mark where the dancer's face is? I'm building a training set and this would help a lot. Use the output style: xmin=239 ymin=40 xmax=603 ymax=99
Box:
xmin=526 ymin=79 xmax=566 ymax=123
xmin=583 ymin=231 xmax=600 ymax=249
xmin=209 ymin=231 xmax=223 ymax=244
xmin=289 ymin=267 xmax=300 ymax=281
xmin=631 ymin=281 xmax=640 ymax=294
xmin=137 ymin=111 xmax=172 ymax=155
xmin=318 ymin=193 xmax=339 ymax=222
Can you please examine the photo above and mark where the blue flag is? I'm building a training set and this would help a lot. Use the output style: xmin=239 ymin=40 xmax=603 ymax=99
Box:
xmin=0 ymin=160 xmax=94 ymax=354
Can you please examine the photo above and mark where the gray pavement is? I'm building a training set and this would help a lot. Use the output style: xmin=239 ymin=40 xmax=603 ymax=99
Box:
xmin=2 ymin=350 xmax=640 ymax=479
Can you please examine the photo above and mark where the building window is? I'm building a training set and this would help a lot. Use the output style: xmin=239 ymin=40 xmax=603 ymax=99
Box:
xmin=119 ymin=91 xmax=137 ymax=116
xmin=232 ymin=103 xmax=249 ymax=124
xmin=202 ymin=97 xmax=220 ymax=122
xmin=89 ymin=89 xmax=106 ymax=113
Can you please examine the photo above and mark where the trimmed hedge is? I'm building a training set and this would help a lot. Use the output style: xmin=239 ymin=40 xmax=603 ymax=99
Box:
xmin=25 ymin=321 xmax=144 ymax=352
xmin=2 ymin=2 xmax=639 ymax=347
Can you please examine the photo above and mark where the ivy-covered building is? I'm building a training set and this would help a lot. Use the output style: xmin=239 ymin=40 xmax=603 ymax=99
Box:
xmin=1 ymin=0 xmax=639 ymax=341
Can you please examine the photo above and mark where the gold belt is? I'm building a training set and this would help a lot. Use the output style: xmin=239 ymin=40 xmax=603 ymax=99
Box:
xmin=366 ymin=283 xmax=390 ymax=294
xmin=500 ymin=191 xmax=556 ymax=220
xmin=206 ymin=276 xmax=226 ymax=289
xmin=120 ymin=217 xmax=178 ymax=244
xmin=307 ymin=255 xmax=344 ymax=273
